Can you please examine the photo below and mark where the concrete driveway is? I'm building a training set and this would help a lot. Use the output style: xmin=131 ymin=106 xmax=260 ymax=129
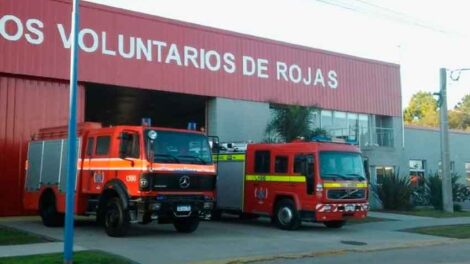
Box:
xmin=2 ymin=213 xmax=470 ymax=264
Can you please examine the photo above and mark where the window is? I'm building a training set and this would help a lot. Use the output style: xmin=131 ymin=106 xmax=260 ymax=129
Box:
xmin=438 ymin=161 xmax=455 ymax=174
xmin=332 ymin=112 xmax=347 ymax=136
xmin=409 ymin=160 xmax=425 ymax=187
xmin=376 ymin=166 xmax=394 ymax=185
xmin=294 ymin=155 xmax=304 ymax=174
xmin=294 ymin=154 xmax=315 ymax=194
xmin=321 ymin=111 xmax=333 ymax=129
xmin=121 ymin=132 xmax=140 ymax=158
xmin=358 ymin=114 xmax=369 ymax=144
xmin=86 ymin=137 xmax=95 ymax=156
xmin=147 ymin=130 xmax=212 ymax=164
xmin=254 ymin=151 xmax=270 ymax=173
xmin=465 ymin=163 xmax=470 ymax=186
xmin=96 ymin=136 xmax=111 ymax=155
xmin=274 ymin=156 xmax=288 ymax=173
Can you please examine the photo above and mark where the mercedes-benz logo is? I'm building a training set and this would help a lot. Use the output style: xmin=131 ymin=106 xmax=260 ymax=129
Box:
xmin=179 ymin=175 xmax=190 ymax=189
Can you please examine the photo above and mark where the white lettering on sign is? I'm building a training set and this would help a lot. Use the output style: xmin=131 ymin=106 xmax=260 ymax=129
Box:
xmin=0 ymin=14 xmax=340 ymax=89
xmin=0 ymin=15 xmax=44 ymax=44
xmin=79 ymin=28 xmax=99 ymax=53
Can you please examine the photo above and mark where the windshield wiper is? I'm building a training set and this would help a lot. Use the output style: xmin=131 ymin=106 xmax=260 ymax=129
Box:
xmin=322 ymin=173 xmax=349 ymax=180
xmin=154 ymin=154 xmax=180 ymax=163
xmin=177 ymin=155 xmax=207 ymax=164
xmin=346 ymin=173 xmax=367 ymax=181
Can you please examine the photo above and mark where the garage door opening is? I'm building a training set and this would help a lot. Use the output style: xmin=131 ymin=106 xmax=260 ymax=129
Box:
xmin=85 ymin=84 xmax=208 ymax=130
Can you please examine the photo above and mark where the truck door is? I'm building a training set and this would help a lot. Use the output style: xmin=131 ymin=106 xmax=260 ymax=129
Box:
xmin=83 ymin=134 xmax=111 ymax=193
xmin=245 ymin=150 xmax=271 ymax=214
xmin=294 ymin=153 xmax=315 ymax=196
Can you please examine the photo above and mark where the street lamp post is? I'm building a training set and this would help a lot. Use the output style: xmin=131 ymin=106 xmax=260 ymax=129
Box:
xmin=64 ymin=0 xmax=80 ymax=263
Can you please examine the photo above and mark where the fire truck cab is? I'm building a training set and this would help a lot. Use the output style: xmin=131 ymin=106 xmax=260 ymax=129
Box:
xmin=214 ymin=137 xmax=369 ymax=230
xmin=23 ymin=122 xmax=216 ymax=236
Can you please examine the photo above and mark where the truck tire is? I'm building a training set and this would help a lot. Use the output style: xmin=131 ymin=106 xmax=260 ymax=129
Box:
xmin=273 ymin=199 xmax=301 ymax=230
xmin=39 ymin=191 xmax=64 ymax=227
xmin=104 ymin=197 xmax=130 ymax=237
xmin=324 ymin=220 xmax=346 ymax=228
xmin=173 ymin=217 xmax=200 ymax=233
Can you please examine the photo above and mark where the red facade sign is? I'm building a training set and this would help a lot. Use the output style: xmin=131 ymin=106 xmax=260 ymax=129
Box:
xmin=0 ymin=0 xmax=401 ymax=116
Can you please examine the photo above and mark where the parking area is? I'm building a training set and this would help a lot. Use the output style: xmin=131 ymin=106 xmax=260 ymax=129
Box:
xmin=1 ymin=213 xmax=460 ymax=264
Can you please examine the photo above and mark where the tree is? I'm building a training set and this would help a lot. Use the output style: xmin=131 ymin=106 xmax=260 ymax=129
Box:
xmin=403 ymin=91 xmax=439 ymax=127
xmin=449 ymin=95 xmax=470 ymax=130
xmin=265 ymin=105 xmax=314 ymax=142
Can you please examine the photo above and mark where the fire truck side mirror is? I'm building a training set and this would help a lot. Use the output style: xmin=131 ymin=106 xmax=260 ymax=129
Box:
xmin=363 ymin=157 xmax=370 ymax=181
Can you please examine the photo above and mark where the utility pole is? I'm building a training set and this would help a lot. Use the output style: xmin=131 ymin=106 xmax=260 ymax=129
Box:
xmin=439 ymin=68 xmax=453 ymax=213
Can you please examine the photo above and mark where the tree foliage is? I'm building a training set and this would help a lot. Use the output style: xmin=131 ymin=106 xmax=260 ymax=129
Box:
xmin=265 ymin=105 xmax=315 ymax=142
xmin=448 ymin=95 xmax=470 ymax=130
xmin=403 ymin=91 xmax=439 ymax=127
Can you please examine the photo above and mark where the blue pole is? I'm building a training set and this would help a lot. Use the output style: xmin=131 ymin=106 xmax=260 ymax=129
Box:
xmin=64 ymin=0 xmax=80 ymax=263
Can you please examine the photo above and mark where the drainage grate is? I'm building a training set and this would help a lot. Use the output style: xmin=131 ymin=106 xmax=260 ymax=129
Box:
xmin=340 ymin=240 xmax=368 ymax=246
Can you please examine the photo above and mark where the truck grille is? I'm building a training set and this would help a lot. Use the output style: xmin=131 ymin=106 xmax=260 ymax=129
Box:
xmin=143 ymin=173 xmax=216 ymax=192
xmin=327 ymin=189 xmax=366 ymax=200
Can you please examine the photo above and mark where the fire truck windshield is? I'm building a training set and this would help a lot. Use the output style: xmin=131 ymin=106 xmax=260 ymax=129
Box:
xmin=319 ymin=151 xmax=365 ymax=181
xmin=145 ymin=130 xmax=212 ymax=164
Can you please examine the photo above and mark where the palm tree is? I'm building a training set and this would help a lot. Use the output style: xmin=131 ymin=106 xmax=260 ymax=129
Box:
xmin=265 ymin=105 xmax=315 ymax=142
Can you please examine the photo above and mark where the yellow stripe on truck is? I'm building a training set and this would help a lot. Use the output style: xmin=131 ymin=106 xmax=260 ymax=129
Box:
xmin=213 ymin=154 xmax=246 ymax=161
xmin=323 ymin=182 xmax=368 ymax=188
xmin=245 ymin=175 xmax=306 ymax=183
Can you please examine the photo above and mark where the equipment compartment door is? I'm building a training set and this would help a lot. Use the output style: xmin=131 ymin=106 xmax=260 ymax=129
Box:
xmin=215 ymin=153 xmax=245 ymax=210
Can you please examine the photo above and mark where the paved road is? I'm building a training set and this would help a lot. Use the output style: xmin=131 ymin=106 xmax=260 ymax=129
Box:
xmin=1 ymin=212 xmax=470 ymax=264
xmin=260 ymin=240 xmax=470 ymax=264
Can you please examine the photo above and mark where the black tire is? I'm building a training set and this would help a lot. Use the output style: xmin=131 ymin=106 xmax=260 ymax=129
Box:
xmin=324 ymin=220 xmax=346 ymax=228
xmin=273 ymin=199 xmax=301 ymax=230
xmin=39 ymin=191 xmax=64 ymax=227
xmin=173 ymin=217 xmax=200 ymax=233
xmin=104 ymin=197 xmax=130 ymax=237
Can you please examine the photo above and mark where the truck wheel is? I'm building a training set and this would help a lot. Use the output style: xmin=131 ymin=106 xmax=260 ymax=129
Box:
xmin=104 ymin=197 xmax=130 ymax=237
xmin=39 ymin=191 xmax=64 ymax=227
xmin=274 ymin=199 xmax=301 ymax=230
xmin=173 ymin=217 xmax=200 ymax=233
xmin=324 ymin=220 xmax=346 ymax=228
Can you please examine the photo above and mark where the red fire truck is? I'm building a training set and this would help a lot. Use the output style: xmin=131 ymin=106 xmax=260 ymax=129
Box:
xmin=23 ymin=122 xmax=216 ymax=236
xmin=213 ymin=137 xmax=369 ymax=230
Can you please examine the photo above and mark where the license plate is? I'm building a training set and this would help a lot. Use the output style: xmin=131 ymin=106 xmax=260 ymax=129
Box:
xmin=345 ymin=205 xmax=355 ymax=212
xmin=177 ymin=205 xmax=191 ymax=212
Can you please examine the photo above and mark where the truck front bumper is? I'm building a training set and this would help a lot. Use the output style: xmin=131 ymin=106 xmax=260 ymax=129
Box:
xmin=131 ymin=195 xmax=214 ymax=223
xmin=301 ymin=203 xmax=369 ymax=222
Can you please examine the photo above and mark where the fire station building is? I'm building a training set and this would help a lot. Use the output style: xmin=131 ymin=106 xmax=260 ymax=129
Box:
xmin=0 ymin=0 xmax=421 ymax=215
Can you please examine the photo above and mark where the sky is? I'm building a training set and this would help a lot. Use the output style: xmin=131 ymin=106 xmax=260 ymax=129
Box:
xmin=85 ymin=0 xmax=470 ymax=109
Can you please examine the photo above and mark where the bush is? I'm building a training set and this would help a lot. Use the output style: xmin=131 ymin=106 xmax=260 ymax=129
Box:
xmin=378 ymin=172 xmax=414 ymax=210
xmin=426 ymin=173 xmax=470 ymax=210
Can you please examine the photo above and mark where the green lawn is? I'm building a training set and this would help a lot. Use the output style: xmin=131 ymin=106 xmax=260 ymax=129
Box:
xmin=379 ymin=208 xmax=470 ymax=218
xmin=0 ymin=251 xmax=135 ymax=264
xmin=406 ymin=224 xmax=470 ymax=239
xmin=0 ymin=226 xmax=50 ymax=245
xmin=347 ymin=216 xmax=387 ymax=225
